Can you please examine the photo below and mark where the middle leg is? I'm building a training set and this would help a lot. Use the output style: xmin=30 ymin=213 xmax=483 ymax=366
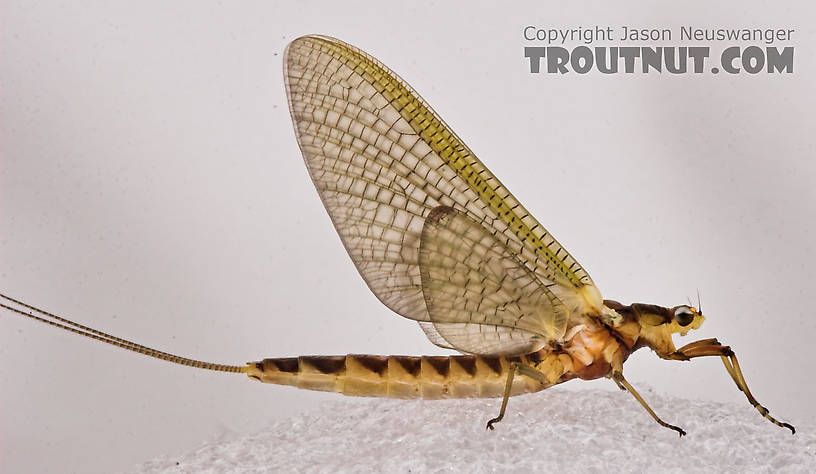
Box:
xmin=612 ymin=371 xmax=686 ymax=437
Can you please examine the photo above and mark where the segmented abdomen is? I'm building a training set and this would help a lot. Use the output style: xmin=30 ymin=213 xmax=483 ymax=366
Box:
xmin=245 ymin=353 xmax=548 ymax=399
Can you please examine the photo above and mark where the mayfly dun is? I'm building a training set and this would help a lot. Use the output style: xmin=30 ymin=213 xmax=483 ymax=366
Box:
xmin=0 ymin=35 xmax=794 ymax=437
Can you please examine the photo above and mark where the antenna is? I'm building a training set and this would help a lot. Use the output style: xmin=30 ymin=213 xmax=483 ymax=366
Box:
xmin=0 ymin=293 xmax=248 ymax=373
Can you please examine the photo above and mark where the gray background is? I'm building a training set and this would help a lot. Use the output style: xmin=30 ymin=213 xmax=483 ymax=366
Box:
xmin=1 ymin=1 xmax=813 ymax=473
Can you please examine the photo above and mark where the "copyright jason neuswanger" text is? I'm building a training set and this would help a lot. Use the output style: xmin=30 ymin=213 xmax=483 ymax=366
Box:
xmin=522 ymin=25 xmax=795 ymax=74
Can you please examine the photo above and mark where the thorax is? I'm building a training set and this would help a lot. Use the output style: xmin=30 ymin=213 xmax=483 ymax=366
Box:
xmin=534 ymin=306 xmax=640 ymax=382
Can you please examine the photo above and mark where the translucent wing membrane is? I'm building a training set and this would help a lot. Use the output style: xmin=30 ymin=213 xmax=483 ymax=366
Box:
xmin=285 ymin=35 xmax=594 ymax=353
xmin=419 ymin=206 xmax=568 ymax=355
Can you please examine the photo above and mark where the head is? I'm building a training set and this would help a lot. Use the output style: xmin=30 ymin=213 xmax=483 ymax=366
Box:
xmin=627 ymin=303 xmax=705 ymax=355
xmin=666 ymin=305 xmax=705 ymax=335
xmin=632 ymin=303 xmax=705 ymax=334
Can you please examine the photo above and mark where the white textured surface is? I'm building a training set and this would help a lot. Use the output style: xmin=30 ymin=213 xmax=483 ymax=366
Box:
xmin=136 ymin=388 xmax=813 ymax=473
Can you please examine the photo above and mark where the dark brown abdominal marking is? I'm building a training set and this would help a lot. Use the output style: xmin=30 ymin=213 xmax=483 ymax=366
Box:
xmin=355 ymin=355 xmax=388 ymax=375
xmin=306 ymin=355 xmax=346 ymax=374
xmin=270 ymin=358 xmax=299 ymax=373
xmin=393 ymin=356 xmax=421 ymax=377
xmin=454 ymin=356 xmax=477 ymax=376
xmin=424 ymin=356 xmax=450 ymax=376
xmin=481 ymin=356 xmax=503 ymax=375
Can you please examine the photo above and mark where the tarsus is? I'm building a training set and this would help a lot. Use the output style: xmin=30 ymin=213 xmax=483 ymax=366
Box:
xmin=0 ymin=293 xmax=247 ymax=373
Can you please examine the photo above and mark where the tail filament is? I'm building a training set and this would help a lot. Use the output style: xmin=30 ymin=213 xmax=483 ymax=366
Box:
xmin=0 ymin=293 xmax=247 ymax=373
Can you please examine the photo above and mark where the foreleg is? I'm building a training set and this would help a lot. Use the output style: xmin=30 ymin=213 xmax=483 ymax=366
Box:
xmin=664 ymin=339 xmax=794 ymax=434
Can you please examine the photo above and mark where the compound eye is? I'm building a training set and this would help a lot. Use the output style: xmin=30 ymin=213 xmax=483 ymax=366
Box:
xmin=674 ymin=306 xmax=695 ymax=327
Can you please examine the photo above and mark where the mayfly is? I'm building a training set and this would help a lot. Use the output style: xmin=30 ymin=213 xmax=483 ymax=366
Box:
xmin=1 ymin=35 xmax=794 ymax=436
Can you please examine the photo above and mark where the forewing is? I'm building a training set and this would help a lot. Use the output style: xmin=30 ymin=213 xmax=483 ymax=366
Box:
xmin=418 ymin=206 xmax=567 ymax=355
xmin=285 ymin=35 xmax=595 ymax=346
